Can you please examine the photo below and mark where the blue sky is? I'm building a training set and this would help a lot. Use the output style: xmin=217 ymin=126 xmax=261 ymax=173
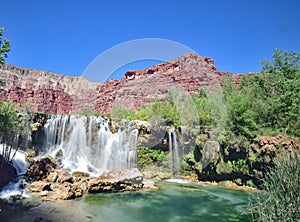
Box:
xmin=1 ymin=0 xmax=300 ymax=82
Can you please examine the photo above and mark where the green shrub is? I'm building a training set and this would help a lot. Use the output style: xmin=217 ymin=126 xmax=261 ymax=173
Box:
xmin=137 ymin=148 xmax=167 ymax=167
xmin=249 ymin=150 xmax=300 ymax=221
xmin=226 ymin=159 xmax=248 ymax=174
xmin=246 ymin=179 xmax=255 ymax=187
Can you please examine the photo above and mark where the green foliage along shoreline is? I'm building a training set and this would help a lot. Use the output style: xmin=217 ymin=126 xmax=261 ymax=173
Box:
xmin=249 ymin=150 xmax=300 ymax=222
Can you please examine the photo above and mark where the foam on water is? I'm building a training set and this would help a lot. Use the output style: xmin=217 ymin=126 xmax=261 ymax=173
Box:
xmin=165 ymin=178 xmax=190 ymax=184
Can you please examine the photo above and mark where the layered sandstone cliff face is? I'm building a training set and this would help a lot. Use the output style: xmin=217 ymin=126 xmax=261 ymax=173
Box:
xmin=95 ymin=53 xmax=242 ymax=114
xmin=0 ymin=64 xmax=99 ymax=113
xmin=0 ymin=53 xmax=242 ymax=114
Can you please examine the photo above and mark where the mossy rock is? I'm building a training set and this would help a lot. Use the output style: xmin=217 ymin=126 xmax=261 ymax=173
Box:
xmin=43 ymin=155 xmax=56 ymax=165
xmin=234 ymin=178 xmax=243 ymax=186
xmin=72 ymin=171 xmax=90 ymax=177
xmin=25 ymin=155 xmax=35 ymax=164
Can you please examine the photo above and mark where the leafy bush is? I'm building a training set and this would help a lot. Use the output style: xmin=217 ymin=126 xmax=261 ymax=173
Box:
xmin=137 ymin=148 xmax=167 ymax=167
xmin=249 ymin=150 xmax=300 ymax=222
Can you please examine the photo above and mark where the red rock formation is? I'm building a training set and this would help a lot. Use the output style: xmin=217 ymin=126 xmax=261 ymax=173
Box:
xmin=0 ymin=64 xmax=99 ymax=114
xmin=0 ymin=53 xmax=246 ymax=114
xmin=94 ymin=53 xmax=242 ymax=114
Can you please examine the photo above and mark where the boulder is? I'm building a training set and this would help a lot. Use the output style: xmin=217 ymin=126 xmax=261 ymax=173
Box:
xmin=46 ymin=170 xmax=58 ymax=183
xmin=45 ymin=168 xmax=73 ymax=184
xmin=142 ymin=179 xmax=158 ymax=190
xmin=26 ymin=157 xmax=56 ymax=181
xmin=28 ymin=181 xmax=51 ymax=192
xmin=72 ymin=171 xmax=89 ymax=178
xmin=87 ymin=168 xmax=143 ymax=193
xmin=52 ymin=182 xmax=83 ymax=200
xmin=56 ymin=168 xmax=73 ymax=184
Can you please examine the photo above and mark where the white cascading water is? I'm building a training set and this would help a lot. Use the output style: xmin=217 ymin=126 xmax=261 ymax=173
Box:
xmin=43 ymin=115 xmax=138 ymax=177
xmin=168 ymin=128 xmax=181 ymax=175
xmin=0 ymin=146 xmax=29 ymax=199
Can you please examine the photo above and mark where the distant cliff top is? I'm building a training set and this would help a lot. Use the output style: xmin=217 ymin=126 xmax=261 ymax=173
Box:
xmin=0 ymin=53 xmax=246 ymax=114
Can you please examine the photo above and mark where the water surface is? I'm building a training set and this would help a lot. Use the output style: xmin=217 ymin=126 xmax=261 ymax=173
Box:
xmin=14 ymin=180 xmax=251 ymax=222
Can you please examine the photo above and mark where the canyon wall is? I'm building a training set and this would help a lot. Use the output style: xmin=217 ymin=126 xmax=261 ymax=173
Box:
xmin=0 ymin=53 xmax=243 ymax=114
xmin=0 ymin=64 xmax=99 ymax=113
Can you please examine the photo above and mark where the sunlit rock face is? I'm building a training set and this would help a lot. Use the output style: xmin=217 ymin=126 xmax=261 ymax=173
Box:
xmin=0 ymin=64 xmax=99 ymax=114
xmin=0 ymin=53 xmax=243 ymax=114
xmin=94 ymin=53 xmax=236 ymax=114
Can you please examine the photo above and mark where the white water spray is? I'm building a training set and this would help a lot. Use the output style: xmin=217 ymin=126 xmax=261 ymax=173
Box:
xmin=168 ymin=128 xmax=181 ymax=175
xmin=43 ymin=115 xmax=138 ymax=176
xmin=0 ymin=147 xmax=29 ymax=199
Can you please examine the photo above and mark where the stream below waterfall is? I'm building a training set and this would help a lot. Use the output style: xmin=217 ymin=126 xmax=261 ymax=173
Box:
xmin=1 ymin=114 xmax=252 ymax=221
xmin=6 ymin=180 xmax=251 ymax=222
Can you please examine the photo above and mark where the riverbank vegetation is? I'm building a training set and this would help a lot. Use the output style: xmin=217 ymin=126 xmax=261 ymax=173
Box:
xmin=249 ymin=150 xmax=300 ymax=221
xmin=0 ymin=100 xmax=19 ymax=163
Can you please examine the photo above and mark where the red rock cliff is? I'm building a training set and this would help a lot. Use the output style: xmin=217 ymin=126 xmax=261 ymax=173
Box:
xmin=94 ymin=53 xmax=242 ymax=114
xmin=0 ymin=64 xmax=99 ymax=113
xmin=0 ymin=53 xmax=243 ymax=114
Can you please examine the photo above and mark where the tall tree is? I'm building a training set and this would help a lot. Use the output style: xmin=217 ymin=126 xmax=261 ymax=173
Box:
xmin=0 ymin=28 xmax=11 ymax=67
xmin=261 ymin=49 xmax=300 ymax=136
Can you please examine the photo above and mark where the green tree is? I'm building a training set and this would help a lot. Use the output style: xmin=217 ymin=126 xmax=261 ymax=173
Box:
xmin=191 ymin=88 xmax=211 ymax=130
xmin=261 ymin=49 xmax=300 ymax=136
xmin=0 ymin=28 xmax=11 ymax=67
xmin=0 ymin=100 xmax=19 ymax=163
xmin=222 ymin=75 xmax=257 ymax=139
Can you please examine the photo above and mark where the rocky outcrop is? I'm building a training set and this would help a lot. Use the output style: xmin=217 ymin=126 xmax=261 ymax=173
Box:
xmin=26 ymin=156 xmax=56 ymax=181
xmin=0 ymin=53 xmax=244 ymax=115
xmin=25 ymin=157 xmax=147 ymax=200
xmin=87 ymin=168 xmax=144 ymax=193
xmin=51 ymin=182 xmax=83 ymax=200
xmin=0 ymin=64 xmax=99 ymax=114
xmin=95 ymin=53 xmax=238 ymax=114
xmin=187 ymin=134 xmax=300 ymax=187
xmin=28 ymin=181 xmax=51 ymax=192
xmin=249 ymin=135 xmax=300 ymax=169
xmin=27 ymin=169 xmax=84 ymax=200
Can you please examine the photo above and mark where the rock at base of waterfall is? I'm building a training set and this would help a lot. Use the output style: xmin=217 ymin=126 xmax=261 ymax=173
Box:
xmin=55 ymin=168 xmax=74 ymax=184
xmin=28 ymin=181 xmax=51 ymax=192
xmin=87 ymin=168 xmax=144 ymax=193
xmin=26 ymin=157 xmax=56 ymax=181
xmin=51 ymin=182 xmax=83 ymax=200
xmin=142 ymin=179 xmax=158 ymax=190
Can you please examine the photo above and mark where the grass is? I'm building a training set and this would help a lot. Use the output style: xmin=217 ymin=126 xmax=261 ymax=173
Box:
xmin=249 ymin=150 xmax=300 ymax=222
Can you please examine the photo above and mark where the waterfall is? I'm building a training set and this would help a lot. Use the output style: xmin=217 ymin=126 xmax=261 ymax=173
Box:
xmin=0 ymin=147 xmax=29 ymax=199
xmin=12 ymin=150 xmax=28 ymax=175
xmin=42 ymin=115 xmax=138 ymax=176
xmin=168 ymin=128 xmax=181 ymax=175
